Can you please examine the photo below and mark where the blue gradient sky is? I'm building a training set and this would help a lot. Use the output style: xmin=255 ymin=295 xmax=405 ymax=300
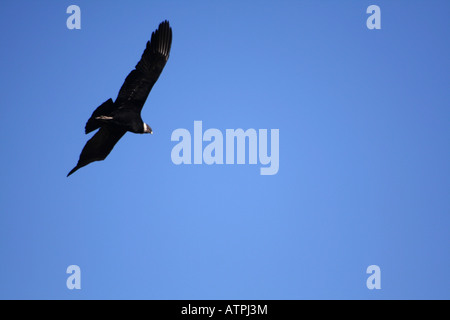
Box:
xmin=0 ymin=0 xmax=449 ymax=299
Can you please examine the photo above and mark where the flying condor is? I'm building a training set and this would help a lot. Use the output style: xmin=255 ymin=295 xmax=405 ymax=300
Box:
xmin=68 ymin=20 xmax=172 ymax=177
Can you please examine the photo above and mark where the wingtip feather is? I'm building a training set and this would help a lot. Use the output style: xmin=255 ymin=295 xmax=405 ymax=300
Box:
xmin=67 ymin=167 xmax=77 ymax=177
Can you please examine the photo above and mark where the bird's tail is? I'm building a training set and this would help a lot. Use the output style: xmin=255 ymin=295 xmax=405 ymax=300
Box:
xmin=85 ymin=98 xmax=115 ymax=134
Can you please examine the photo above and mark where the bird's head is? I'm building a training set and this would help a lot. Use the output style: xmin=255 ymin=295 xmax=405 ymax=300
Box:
xmin=143 ymin=123 xmax=153 ymax=134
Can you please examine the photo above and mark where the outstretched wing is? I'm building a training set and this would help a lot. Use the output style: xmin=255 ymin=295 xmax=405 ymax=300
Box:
xmin=67 ymin=126 xmax=126 ymax=177
xmin=115 ymin=20 xmax=172 ymax=112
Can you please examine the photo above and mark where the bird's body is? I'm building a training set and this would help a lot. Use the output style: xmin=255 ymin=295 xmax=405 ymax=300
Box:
xmin=68 ymin=20 xmax=172 ymax=177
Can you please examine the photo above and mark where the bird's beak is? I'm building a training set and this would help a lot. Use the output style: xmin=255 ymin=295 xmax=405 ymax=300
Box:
xmin=144 ymin=123 xmax=153 ymax=134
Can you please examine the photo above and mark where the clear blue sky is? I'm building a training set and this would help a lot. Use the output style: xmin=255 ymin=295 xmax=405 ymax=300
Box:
xmin=0 ymin=0 xmax=449 ymax=299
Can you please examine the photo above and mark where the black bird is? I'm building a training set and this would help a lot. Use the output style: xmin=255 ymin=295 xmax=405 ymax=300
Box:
xmin=68 ymin=20 xmax=172 ymax=177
